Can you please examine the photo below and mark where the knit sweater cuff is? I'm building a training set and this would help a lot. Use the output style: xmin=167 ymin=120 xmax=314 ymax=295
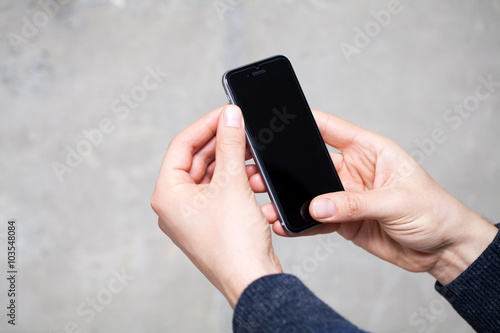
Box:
xmin=435 ymin=224 xmax=500 ymax=332
xmin=232 ymin=273 xmax=366 ymax=333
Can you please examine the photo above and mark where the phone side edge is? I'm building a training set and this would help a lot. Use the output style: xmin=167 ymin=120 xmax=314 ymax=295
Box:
xmin=222 ymin=70 xmax=308 ymax=235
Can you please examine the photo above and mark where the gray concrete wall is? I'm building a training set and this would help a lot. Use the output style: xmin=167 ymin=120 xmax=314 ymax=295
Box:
xmin=1 ymin=0 xmax=499 ymax=332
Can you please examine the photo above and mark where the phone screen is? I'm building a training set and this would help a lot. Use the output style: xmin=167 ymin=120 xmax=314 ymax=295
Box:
xmin=223 ymin=55 xmax=344 ymax=234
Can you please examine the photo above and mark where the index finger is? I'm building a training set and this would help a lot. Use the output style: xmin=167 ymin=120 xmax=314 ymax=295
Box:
xmin=157 ymin=105 xmax=226 ymax=189
xmin=312 ymin=109 xmax=367 ymax=150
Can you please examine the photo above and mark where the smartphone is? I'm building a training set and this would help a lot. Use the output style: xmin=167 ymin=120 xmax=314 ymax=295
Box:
xmin=222 ymin=55 xmax=344 ymax=234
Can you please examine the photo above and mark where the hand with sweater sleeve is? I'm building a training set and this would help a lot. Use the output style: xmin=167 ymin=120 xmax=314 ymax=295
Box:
xmin=151 ymin=105 xmax=366 ymax=332
xmin=153 ymin=105 xmax=500 ymax=332
xmin=251 ymin=109 xmax=500 ymax=331
xmin=255 ymin=109 xmax=498 ymax=286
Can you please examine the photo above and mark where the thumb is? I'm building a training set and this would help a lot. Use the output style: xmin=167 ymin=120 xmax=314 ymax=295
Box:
xmin=310 ymin=189 xmax=399 ymax=223
xmin=213 ymin=104 xmax=247 ymax=182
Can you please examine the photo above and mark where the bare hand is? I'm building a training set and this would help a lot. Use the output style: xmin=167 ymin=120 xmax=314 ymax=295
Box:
xmin=151 ymin=105 xmax=282 ymax=307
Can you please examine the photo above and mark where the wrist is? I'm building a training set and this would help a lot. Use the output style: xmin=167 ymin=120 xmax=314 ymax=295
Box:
xmin=223 ymin=257 xmax=282 ymax=308
xmin=429 ymin=213 xmax=497 ymax=285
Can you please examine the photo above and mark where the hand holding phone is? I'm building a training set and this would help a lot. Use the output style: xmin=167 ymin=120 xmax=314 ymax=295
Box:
xmin=223 ymin=55 xmax=344 ymax=234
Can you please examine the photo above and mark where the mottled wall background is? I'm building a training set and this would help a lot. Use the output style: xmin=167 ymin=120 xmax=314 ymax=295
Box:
xmin=1 ymin=0 xmax=499 ymax=332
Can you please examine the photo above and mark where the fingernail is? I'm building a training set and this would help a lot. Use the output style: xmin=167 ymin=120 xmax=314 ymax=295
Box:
xmin=313 ymin=199 xmax=335 ymax=219
xmin=224 ymin=105 xmax=242 ymax=128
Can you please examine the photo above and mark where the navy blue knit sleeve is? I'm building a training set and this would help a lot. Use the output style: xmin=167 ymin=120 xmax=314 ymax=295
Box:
xmin=435 ymin=224 xmax=500 ymax=332
xmin=232 ymin=274 xmax=368 ymax=333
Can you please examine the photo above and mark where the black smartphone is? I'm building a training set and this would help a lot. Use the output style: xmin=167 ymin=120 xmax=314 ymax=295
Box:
xmin=222 ymin=55 xmax=344 ymax=234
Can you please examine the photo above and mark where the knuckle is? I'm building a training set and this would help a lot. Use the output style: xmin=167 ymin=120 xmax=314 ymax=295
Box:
xmin=157 ymin=218 xmax=166 ymax=232
xmin=150 ymin=192 xmax=161 ymax=215
xmin=344 ymin=192 xmax=364 ymax=219
xmin=167 ymin=132 xmax=181 ymax=150
xmin=220 ymin=137 xmax=242 ymax=152
xmin=150 ymin=188 xmax=172 ymax=216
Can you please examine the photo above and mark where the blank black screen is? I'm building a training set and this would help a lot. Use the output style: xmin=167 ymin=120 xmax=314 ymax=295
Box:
xmin=224 ymin=56 xmax=343 ymax=234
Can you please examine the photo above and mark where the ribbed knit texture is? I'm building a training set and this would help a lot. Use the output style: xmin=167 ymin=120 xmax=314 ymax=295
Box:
xmin=436 ymin=224 xmax=500 ymax=332
xmin=233 ymin=274 xmax=367 ymax=333
xmin=233 ymin=225 xmax=500 ymax=332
